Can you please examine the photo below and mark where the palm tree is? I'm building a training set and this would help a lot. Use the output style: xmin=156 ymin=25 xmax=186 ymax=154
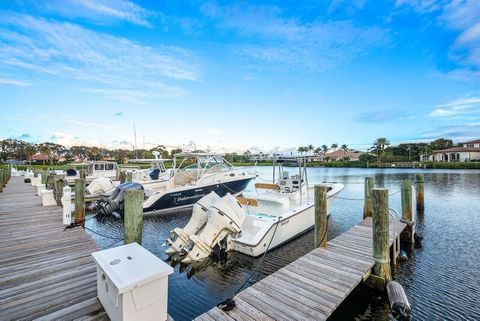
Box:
xmin=297 ymin=146 xmax=306 ymax=155
xmin=372 ymin=137 xmax=390 ymax=162
xmin=307 ymin=144 xmax=314 ymax=155
xmin=341 ymin=144 xmax=348 ymax=151
xmin=313 ymin=147 xmax=321 ymax=155
xmin=321 ymin=145 xmax=328 ymax=153
xmin=331 ymin=143 xmax=338 ymax=152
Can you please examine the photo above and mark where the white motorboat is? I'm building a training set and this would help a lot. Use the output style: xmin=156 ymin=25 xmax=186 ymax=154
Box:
xmin=97 ymin=152 xmax=256 ymax=216
xmin=65 ymin=161 xmax=119 ymax=185
xmin=167 ymin=156 xmax=344 ymax=262
xmin=127 ymin=153 xmax=172 ymax=187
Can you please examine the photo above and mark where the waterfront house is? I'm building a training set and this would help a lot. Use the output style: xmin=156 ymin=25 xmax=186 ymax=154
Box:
xmin=324 ymin=150 xmax=363 ymax=161
xmin=432 ymin=139 xmax=480 ymax=162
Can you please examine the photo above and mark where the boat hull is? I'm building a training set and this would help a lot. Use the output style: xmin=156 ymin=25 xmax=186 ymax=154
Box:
xmin=143 ymin=176 xmax=254 ymax=213
xmin=233 ymin=186 xmax=342 ymax=257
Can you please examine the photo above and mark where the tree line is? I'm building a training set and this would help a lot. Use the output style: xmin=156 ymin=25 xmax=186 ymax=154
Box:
xmin=0 ymin=139 xmax=178 ymax=164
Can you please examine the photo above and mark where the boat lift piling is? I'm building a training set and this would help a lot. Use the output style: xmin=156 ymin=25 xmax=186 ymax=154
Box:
xmin=314 ymin=185 xmax=328 ymax=248
xmin=124 ymin=189 xmax=144 ymax=245
xmin=74 ymin=178 xmax=86 ymax=227
xmin=363 ymin=177 xmax=374 ymax=219
xmin=401 ymin=179 xmax=415 ymax=245
xmin=415 ymin=173 xmax=425 ymax=211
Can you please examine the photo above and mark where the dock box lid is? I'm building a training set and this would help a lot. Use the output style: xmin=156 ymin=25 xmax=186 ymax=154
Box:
xmin=91 ymin=243 xmax=173 ymax=294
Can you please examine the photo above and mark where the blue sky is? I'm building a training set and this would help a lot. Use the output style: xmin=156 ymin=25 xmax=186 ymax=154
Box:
xmin=0 ymin=0 xmax=479 ymax=153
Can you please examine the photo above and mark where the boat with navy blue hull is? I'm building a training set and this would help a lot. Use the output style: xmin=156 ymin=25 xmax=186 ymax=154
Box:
xmin=97 ymin=152 xmax=256 ymax=216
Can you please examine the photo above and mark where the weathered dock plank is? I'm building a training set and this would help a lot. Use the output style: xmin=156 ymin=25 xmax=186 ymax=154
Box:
xmin=0 ymin=177 xmax=106 ymax=321
xmin=195 ymin=216 xmax=406 ymax=321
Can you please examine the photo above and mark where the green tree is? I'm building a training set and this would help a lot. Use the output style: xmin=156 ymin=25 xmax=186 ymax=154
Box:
xmin=321 ymin=145 xmax=328 ymax=153
xmin=341 ymin=144 xmax=348 ymax=151
xmin=24 ymin=145 xmax=36 ymax=165
xmin=331 ymin=143 xmax=338 ymax=151
xmin=372 ymin=137 xmax=390 ymax=162
xmin=39 ymin=144 xmax=51 ymax=166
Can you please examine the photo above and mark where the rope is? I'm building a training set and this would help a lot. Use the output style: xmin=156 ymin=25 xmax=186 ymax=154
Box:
xmin=84 ymin=226 xmax=124 ymax=240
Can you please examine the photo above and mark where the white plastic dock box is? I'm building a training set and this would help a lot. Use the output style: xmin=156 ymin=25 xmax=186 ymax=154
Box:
xmin=91 ymin=243 xmax=174 ymax=321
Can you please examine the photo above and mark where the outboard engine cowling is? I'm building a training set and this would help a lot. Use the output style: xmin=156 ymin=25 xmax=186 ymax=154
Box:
xmin=97 ymin=182 xmax=144 ymax=217
xmin=182 ymin=193 xmax=245 ymax=263
xmin=86 ymin=177 xmax=115 ymax=195
xmin=166 ymin=192 xmax=221 ymax=255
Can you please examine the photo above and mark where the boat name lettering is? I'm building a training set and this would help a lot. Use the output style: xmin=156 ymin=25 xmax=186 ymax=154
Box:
xmin=280 ymin=219 xmax=289 ymax=226
xmin=176 ymin=193 xmax=206 ymax=202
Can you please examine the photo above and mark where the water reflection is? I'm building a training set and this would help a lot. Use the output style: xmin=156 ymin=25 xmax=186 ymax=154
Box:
xmin=85 ymin=167 xmax=480 ymax=321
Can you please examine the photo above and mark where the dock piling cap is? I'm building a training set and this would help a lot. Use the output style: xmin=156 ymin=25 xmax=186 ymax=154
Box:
xmin=91 ymin=242 xmax=173 ymax=294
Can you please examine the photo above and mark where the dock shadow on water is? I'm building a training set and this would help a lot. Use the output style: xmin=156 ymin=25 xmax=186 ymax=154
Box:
xmin=86 ymin=167 xmax=480 ymax=321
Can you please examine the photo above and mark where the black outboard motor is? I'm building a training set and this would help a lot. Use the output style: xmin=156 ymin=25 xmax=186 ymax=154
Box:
xmin=66 ymin=169 xmax=77 ymax=176
xmin=97 ymin=182 xmax=144 ymax=217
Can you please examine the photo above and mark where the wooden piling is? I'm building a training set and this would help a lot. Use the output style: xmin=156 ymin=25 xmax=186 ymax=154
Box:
xmin=371 ymin=188 xmax=391 ymax=288
xmin=314 ymin=185 xmax=328 ymax=248
xmin=363 ymin=177 xmax=374 ymax=219
xmin=79 ymin=168 xmax=86 ymax=180
xmin=55 ymin=178 xmax=65 ymax=207
xmin=124 ymin=189 xmax=143 ymax=244
xmin=0 ymin=171 xmax=3 ymax=192
xmin=74 ymin=178 xmax=85 ymax=227
xmin=119 ymin=170 xmax=126 ymax=184
xmin=41 ymin=171 xmax=47 ymax=184
xmin=415 ymin=173 xmax=424 ymax=211
xmin=401 ymin=179 xmax=414 ymax=245
xmin=126 ymin=171 xmax=133 ymax=183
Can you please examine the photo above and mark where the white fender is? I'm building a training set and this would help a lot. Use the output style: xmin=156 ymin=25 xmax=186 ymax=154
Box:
xmin=165 ymin=192 xmax=221 ymax=255
xmin=182 ymin=193 xmax=245 ymax=263
xmin=86 ymin=177 xmax=115 ymax=195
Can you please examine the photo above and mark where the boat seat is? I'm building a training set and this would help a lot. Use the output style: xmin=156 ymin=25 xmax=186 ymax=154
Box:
xmin=236 ymin=196 xmax=258 ymax=207
xmin=255 ymin=183 xmax=280 ymax=191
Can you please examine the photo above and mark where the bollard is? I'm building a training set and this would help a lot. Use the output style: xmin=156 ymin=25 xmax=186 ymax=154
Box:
xmin=119 ymin=170 xmax=126 ymax=184
xmin=55 ymin=178 xmax=65 ymax=207
xmin=74 ymin=178 xmax=86 ymax=227
xmin=116 ymin=167 xmax=120 ymax=180
xmin=62 ymin=185 xmax=72 ymax=225
xmin=372 ymin=188 xmax=391 ymax=288
xmin=124 ymin=189 xmax=144 ymax=244
xmin=126 ymin=171 xmax=133 ymax=183
xmin=363 ymin=177 xmax=374 ymax=219
xmin=401 ymin=179 xmax=414 ymax=245
xmin=314 ymin=185 xmax=328 ymax=248
xmin=415 ymin=173 xmax=424 ymax=211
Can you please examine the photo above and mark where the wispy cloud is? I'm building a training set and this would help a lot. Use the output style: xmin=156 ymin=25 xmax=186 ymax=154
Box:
xmin=355 ymin=110 xmax=412 ymax=123
xmin=200 ymin=2 xmax=387 ymax=70
xmin=43 ymin=0 xmax=157 ymax=27
xmin=397 ymin=0 xmax=480 ymax=78
xmin=113 ymin=112 xmax=122 ymax=117
xmin=429 ymin=97 xmax=480 ymax=117
xmin=0 ymin=14 xmax=198 ymax=102
xmin=422 ymin=122 xmax=480 ymax=141
xmin=0 ymin=77 xmax=31 ymax=86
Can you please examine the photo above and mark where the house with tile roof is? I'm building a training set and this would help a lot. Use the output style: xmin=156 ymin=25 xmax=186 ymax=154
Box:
xmin=432 ymin=139 xmax=480 ymax=162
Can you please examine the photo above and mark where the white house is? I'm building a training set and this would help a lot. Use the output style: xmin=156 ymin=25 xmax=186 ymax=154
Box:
xmin=432 ymin=139 xmax=480 ymax=162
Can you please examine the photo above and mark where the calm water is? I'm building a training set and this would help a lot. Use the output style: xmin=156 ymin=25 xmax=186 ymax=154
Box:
xmin=85 ymin=167 xmax=480 ymax=321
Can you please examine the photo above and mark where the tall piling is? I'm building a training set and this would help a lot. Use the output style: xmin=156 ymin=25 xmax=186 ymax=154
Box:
xmin=401 ymin=179 xmax=414 ymax=245
xmin=74 ymin=178 xmax=85 ymax=227
xmin=314 ymin=185 xmax=328 ymax=248
xmin=55 ymin=178 xmax=65 ymax=207
xmin=0 ymin=171 xmax=3 ymax=192
xmin=119 ymin=170 xmax=126 ymax=184
xmin=126 ymin=171 xmax=133 ymax=183
xmin=124 ymin=189 xmax=144 ymax=244
xmin=372 ymin=188 xmax=391 ymax=288
xmin=363 ymin=177 xmax=374 ymax=219
xmin=415 ymin=173 xmax=425 ymax=211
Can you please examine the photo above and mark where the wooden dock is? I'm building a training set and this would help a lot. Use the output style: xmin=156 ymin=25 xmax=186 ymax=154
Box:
xmin=195 ymin=217 xmax=406 ymax=321
xmin=0 ymin=177 xmax=108 ymax=321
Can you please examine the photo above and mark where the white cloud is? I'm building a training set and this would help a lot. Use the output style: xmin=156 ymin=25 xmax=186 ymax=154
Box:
xmin=0 ymin=14 xmax=198 ymax=102
xmin=200 ymin=3 xmax=387 ymax=70
xmin=43 ymin=0 xmax=156 ymax=27
xmin=429 ymin=97 xmax=480 ymax=117
xmin=0 ymin=77 xmax=31 ymax=86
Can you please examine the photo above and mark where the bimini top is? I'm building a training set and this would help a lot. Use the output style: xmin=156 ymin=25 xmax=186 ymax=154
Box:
xmin=273 ymin=156 xmax=309 ymax=163
xmin=128 ymin=158 xmax=172 ymax=163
